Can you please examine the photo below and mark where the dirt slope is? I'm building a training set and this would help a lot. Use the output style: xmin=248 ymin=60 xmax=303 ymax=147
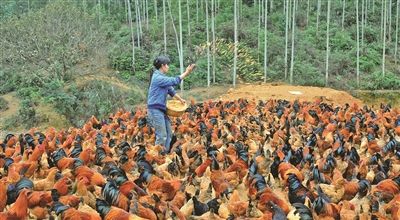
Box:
xmin=219 ymin=83 xmax=363 ymax=106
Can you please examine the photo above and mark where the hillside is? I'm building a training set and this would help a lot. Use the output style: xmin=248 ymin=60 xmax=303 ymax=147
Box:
xmin=1 ymin=81 xmax=396 ymax=139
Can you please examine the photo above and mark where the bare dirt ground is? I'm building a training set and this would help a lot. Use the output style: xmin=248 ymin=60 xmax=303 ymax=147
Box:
xmin=219 ymin=83 xmax=363 ymax=106
xmin=0 ymin=92 xmax=19 ymax=120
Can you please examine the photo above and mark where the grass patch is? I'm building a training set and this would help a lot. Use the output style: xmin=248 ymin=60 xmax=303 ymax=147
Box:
xmin=0 ymin=97 xmax=8 ymax=112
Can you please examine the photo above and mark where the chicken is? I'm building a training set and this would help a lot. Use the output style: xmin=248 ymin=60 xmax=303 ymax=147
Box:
xmin=0 ymin=178 xmax=7 ymax=212
xmin=312 ymin=193 xmax=341 ymax=219
xmin=180 ymin=198 xmax=194 ymax=217
xmin=257 ymin=187 xmax=290 ymax=214
xmin=318 ymin=178 xmax=346 ymax=203
xmin=287 ymin=203 xmax=313 ymax=220
xmin=339 ymin=200 xmax=356 ymax=220
xmin=210 ymin=164 xmax=232 ymax=198
xmin=29 ymin=206 xmax=50 ymax=219
xmin=395 ymin=117 xmax=400 ymax=136
xmin=0 ymin=189 xmax=30 ymax=219
xmin=287 ymin=174 xmax=315 ymax=205
xmin=76 ymin=177 xmax=97 ymax=208
xmin=75 ymin=164 xmax=106 ymax=187
xmin=227 ymin=189 xmax=249 ymax=217
xmin=137 ymin=169 xmax=181 ymax=201
xmin=53 ymin=176 xmax=73 ymax=196
xmin=102 ymin=180 xmax=131 ymax=211
xmin=53 ymin=201 xmax=101 ymax=220
xmin=343 ymin=179 xmax=370 ymax=200
xmin=33 ymin=167 xmax=60 ymax=191
xmin=27 ymin=190 xmax=52 ymax=208
xmin=278 ymin=161 xmax=303 ymax=185
xmin=371 ymin=176 xmax=400 ymax=202
xmin=129 ymin=195 xmax=157 ymax=220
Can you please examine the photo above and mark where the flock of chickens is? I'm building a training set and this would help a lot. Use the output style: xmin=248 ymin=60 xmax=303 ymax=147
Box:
xmin=1 ymin=98 xmax=400 ymax=219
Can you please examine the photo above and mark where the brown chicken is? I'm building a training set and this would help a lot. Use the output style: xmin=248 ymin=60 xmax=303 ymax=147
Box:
xmin=53 ymin=201 xmax=101 ymax=220
xmin=95 ymin=199 xmax=146 ymax=220
xmin=371 ymin=177 xmax=400 ymax=202
xmin=257 ymin=188 xmax=290 ymax=214
xmin=33 ymin=167 xmax=60 ymax=191
xmin=0 ymin=189 xmax=30 ymax=219
xmin=227 ymin=189 xmax=249 ymax=217
xmin=318 ymin=178 xmax=346 ymax=203
xmin=53 ymin=176 xmax=73 ymax=196
xmin=75 ymin=165 xmax=106 ymax=187
xmin=27 ymin=190 xmax=52 ymax=208
xmin=30 ymin=206 xmax=50 ymax=219
xmin=0 ymin=178 xmax=7 ymax=212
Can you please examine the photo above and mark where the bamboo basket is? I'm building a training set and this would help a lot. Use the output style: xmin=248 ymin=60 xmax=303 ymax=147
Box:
xmin=166 ymin=100 xmax=188 ymax=117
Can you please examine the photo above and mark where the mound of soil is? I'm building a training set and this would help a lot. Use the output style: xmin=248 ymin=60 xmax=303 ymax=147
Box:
xmin=220 ymin=83 xmax=363 ymax=106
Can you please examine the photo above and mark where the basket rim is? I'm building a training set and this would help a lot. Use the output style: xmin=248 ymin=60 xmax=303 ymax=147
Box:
xmin=166 ymin=100 xmax=188 ymax=112
xmin=166 ymin=108 xmax=184 ymax=117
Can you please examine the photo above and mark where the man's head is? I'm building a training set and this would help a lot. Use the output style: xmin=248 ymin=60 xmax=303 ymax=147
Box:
xmin=153 ymin=55 xmax=170 ymax=73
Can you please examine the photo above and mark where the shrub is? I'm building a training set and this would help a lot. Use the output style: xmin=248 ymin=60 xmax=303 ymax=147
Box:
xmin=18 ymin=99 xmax=37 ymax=128
xmin=360 ymin=72 xmax=400 ymax=90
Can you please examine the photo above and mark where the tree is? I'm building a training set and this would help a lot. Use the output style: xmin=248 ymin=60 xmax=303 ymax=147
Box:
xmin=263 ymin=0 xmax=268 ymax=83
xmin=135 ymin=0 xmax=142 ymax=48
xmin=381 ymin=0 xmax=384 ymax=41
xmin=317 ymin=0 xmax=321 ymax=33
xmin=108 ymin=0 xmax=111 ymax=15
xmin=383 ymin=0 xmax=387 ymax=76
xmin=258 ymin=0 xmax=261 ymax=61
xmin=167 ymin=0 xmax=181 ymax=67
xmin=211 ymin=0 xmax=216 ymax=83
xmin=145 ymin=0 xmax=149 ymax=30
xmin=186 ymin=0 xmax=191 ymax=48
xmin=98 ymin=0 xmax=101 ymax=24
xmin=325 ymin=0 xmax=331 ymax=86
xmin=285 ymin=0 xmax=289 ymax=80
xmin=389 ymin=0 xmax=392 ymax=43
xmin=124 ymin=0 xmax=128 ymax=23
xmin=396 ymin=0 xmax=399 ymax=64
xmin=365 ymin=0 xmax=368 ymax=28
xmin=178 ymin=0 xmax=184 ymax=91
xmin=361 ymin=0 xmax=364 ymax=49
xmin=233 ymin=0 xmax=238 ymax=87
xmin=126 ymin=0 xmax=135 ymax=71
xmin=356 ymin=0 xmax=360 ymax=87
xmin=373 ymin=0 xmax=375 ymax=13
xmin=154 ymin=0 xmax=158 ymax=22
xmin=206 ymin=0 xmax=210 ymax=87
xmin=163 ymin=0 xmax=167 ymax=53
xmin=290 ymin=0 xmax=296 ymax=84
xmin=306 ymin=0 xmax=310 ymax=26
xmin=342 ymin=0 xmax=345 ymax=30
xmin=196 ymin=0 xmax=199 ymax=23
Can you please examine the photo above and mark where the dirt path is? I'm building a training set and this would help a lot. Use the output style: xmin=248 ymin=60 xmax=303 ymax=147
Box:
xmin=0 ymin=92 xmax=20 ymax=139
xmin=77 ymin=74 xmax=132 ymax=91
xmin=0 ymin=92 xmax=19 ymax=119
xmin=220 ymin=83 xmax=363 ymax=106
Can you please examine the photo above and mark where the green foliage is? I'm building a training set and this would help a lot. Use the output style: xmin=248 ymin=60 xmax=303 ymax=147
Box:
xmin=199 ymin=39 xmax=263 ymax=82
xmin=42 ymin=79 xmax=144 ymax=127
xmin=18 ymin=99 xmax=37 ymax=128
xmin=0 ymin=70 xmax=19 ymax=95
xmin=0 ymin=0 xmax=106 ymax=88
xmin=293 ymin=61 xmax=325 ymax=87
xmin=360 ymin=72 xmax=400 ymax=90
